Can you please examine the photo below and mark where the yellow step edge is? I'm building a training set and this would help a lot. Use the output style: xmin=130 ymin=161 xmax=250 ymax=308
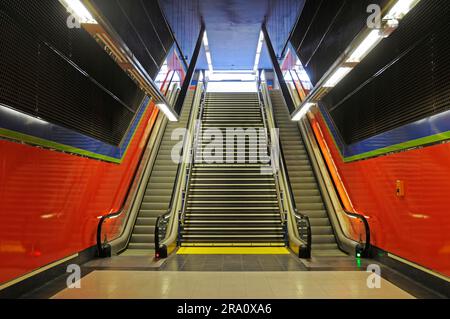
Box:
xmin=177 ymin=247 xmax=290 ymax=255
xmin=180 ymin=242 xmax=285 ymax=247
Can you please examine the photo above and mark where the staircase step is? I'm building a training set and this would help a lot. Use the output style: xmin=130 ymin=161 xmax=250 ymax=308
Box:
xmin=181 ymin=92 xmax=284 ymax=246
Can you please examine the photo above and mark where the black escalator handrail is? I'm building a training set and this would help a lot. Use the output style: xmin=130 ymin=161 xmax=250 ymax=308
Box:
xmin=278 ymin=141 xmax=312 ymax=258
xmin=161 ymin=79 xmax=201 ymax=216
xmin=97 ymin=210 xmax=123 ymax=257
xmin=154 ymin=78 xmax=205 ymax=257
xmin=153 ymin=153 xmax=184 ymax=256
xmin=293 ymin=209 xmax=312 ymax=257
xmin=96 ymin=94 xmax=163 ymax=257
xmin=179 ymin=80 xmax=207 ymax=226
xmin=97 ymin=82 xmax=178 ymax=258
xmin=154 ymin=212 xmax=171 ymax=258
xmin=258 ymin=78 xmax=312 ymax=258
xmin=298 ymin=104 xmax=371 ymax=257
xmin=343 ymin=210 xmax=371 ymax=257
xmin=257 ymin=86 xmax=286 ymax=228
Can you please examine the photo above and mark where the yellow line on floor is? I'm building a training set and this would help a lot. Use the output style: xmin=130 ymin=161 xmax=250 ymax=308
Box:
xmin=177 ymin=247 xmax=290 ymax=255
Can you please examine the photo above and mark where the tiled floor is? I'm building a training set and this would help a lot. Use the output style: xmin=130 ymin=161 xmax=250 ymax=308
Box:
xmin=83 ymin=255 xmax=164 ymax=270
xmin=51 ymin=270 xmax=415 ymax=299
xmin=21 ymin=252 xmax=443 ymax=299
xmin=160 ymin=254 xmax=307 ymax=271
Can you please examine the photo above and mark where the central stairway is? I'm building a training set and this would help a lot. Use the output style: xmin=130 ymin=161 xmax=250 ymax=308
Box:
xmin=180 ymin=92 xmax=285 ymax=246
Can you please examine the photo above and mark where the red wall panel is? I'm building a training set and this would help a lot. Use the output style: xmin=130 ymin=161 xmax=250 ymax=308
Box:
xmin=0 ymin=102 xmax=158 ymax=285
xmin=313 ymin=110 xmax=450 ymax=277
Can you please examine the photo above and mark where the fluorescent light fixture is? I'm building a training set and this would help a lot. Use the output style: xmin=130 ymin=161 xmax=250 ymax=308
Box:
xmin=347 ymin=30 xmax=382 ymax=63
xmin=323 ymin=67 xmax=353 ymax=88
xmin=1 ymin=103 xmax=49 ymax=125
xmin=289 ymin=0 xmax=422 ymax=121
xmin=292 ymin=102 xmax=315 ymax=121
xmin=207 ymin=82 xmax=257 ymax=93
xmin=157 ymin=103 xmax=178 ymax=122
xmin=294 ymin=58 xmax=313 ymax=90
xmin=208 ymin=72 xmax=256 ymax=82
xmin=59 ymin=0 xmax=97 ymax=24
xmin=203 ymin=31 xmax=214 ymax=73
xmin=260 ymin=71 xmax=266 ymax=81
xmin=384 ymin=0 xmax=417 ymax=20
xmin=253 ymin=31 xmax=264 ymax=71
xmin=155 ymin=61 xmax=169 ymax=85
xmin=205 ymin=51 xmax=213 ymax=70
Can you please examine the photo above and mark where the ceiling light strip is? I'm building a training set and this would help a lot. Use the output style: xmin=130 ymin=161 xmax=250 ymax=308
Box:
xmin=59 ymin=0 xmax=97 ymax=24
xmin=254 ymin=31 xmax=264 ymax=71
xmin=291 ymin=0 xmax=422 ymax=121
xmin=203 ymin=31 xmax=214 ymax=73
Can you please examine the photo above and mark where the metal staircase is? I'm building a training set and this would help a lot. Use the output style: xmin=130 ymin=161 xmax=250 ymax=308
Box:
xmin=126 ymin=92 xmax=195 ymax=252
xmin=270 ymin=90 xmax=345 ymax=256
xmin=180 ymin=92 xmax=285 ymax=246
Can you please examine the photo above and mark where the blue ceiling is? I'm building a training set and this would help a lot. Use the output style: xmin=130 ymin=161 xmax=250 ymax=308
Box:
xmin=200 ymin=0 xmax=269 ymax=70
xmin=161 ymin=0 xmax=304 ymax=71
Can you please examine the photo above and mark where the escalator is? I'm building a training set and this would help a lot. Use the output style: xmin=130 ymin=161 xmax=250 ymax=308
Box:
xmin=140 ymin=86 xmax=364 ymax=258
xmin=179 ymin=92 xmax=285 ymax=246
xmin=269 ymin=90 xmax=346 ymax=257
xmin=125 ymin=91 xmax=195 ymax=253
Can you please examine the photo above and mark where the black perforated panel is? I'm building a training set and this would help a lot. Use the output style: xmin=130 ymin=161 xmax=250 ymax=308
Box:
xmin=323 ymin=0 xmax=450 ymax=144
xmin=91 ymin=0 xmax=174 ymax=80
xmin=0 ymin=0 xmax=144 ymax=146
xmin=290 ymin=0 xmax=387 ymax=85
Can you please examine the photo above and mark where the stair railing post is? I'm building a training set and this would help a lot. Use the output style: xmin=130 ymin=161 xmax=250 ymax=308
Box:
xmin=258 ymin=79 xmax=287 ymax=232
xmin=178 ymin=80 xmax=207 ymax=243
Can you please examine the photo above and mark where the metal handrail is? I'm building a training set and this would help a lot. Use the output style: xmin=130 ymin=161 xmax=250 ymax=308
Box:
xmin=258 ymin=77 xmax=312 ymax=258
xmin=97 ymin=211 xmax=122 ymax=257
xmin=179 ymin=77 xmax=207 ymax=227
xmin=298 ymin=106 xmax=371 ymax=257
xmin=161 ymin=82 xmax=195 ymax=216
xmin=256 ymin=86 xmax=286 ymax=227
xmin=343 ymin=210 xmax=371 ymax=257
xmin=179 ymin=90 xmax=206 ymax=230
xmin=96 ymin=83 xmax=179 ymax=258
xmin=96 ymin=76 xmax=179 ymax=258
xmin=154 ymin=77 xmax=205 ymax=258
xmin=278 ymin=141 xmax=312 ymax=258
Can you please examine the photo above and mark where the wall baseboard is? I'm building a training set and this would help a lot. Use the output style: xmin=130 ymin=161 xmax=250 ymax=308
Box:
xmin=371 ymin=246 xmax=450 ymax=298
xmin=0 ymin=246 xmax=97 ymax=299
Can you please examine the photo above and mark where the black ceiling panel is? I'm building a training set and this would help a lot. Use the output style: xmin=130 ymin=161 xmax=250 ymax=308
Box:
xmin=0 ymin=0 xmax=144 ymax=146
xmin=291 ymin=0 xmax=387 ymax=85
xmin=158 ymin=0 xmax=201 ymax=65
xmin=322 ymin=0 xmax=450 ymax=145
xmin=91 ymin=0 xmax=175 ymax=79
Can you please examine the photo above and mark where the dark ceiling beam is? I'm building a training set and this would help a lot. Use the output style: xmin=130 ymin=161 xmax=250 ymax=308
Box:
xmin=173 ymin=22 xmax=206 ymax=115
xmin=156 ymin=0 xmax=189 ymax=71
xmin=261 ymin=22 xmax=296 ymax=114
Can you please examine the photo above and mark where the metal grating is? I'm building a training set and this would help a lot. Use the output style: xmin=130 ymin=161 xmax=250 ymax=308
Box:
xmin=158 ymin=0 xmax=201 ymax=63
xmin=92 ymin=0 xmax=174 ymax=79
xmin=290 ymin=0 xmax=387 ymax=85
xmin=322 ymin=0 xmax=450 ymax=144
xmin=0 ymin=0 xmax=143 ymax=146
xmin=262 ymin=0 xmax=304 ymax=59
